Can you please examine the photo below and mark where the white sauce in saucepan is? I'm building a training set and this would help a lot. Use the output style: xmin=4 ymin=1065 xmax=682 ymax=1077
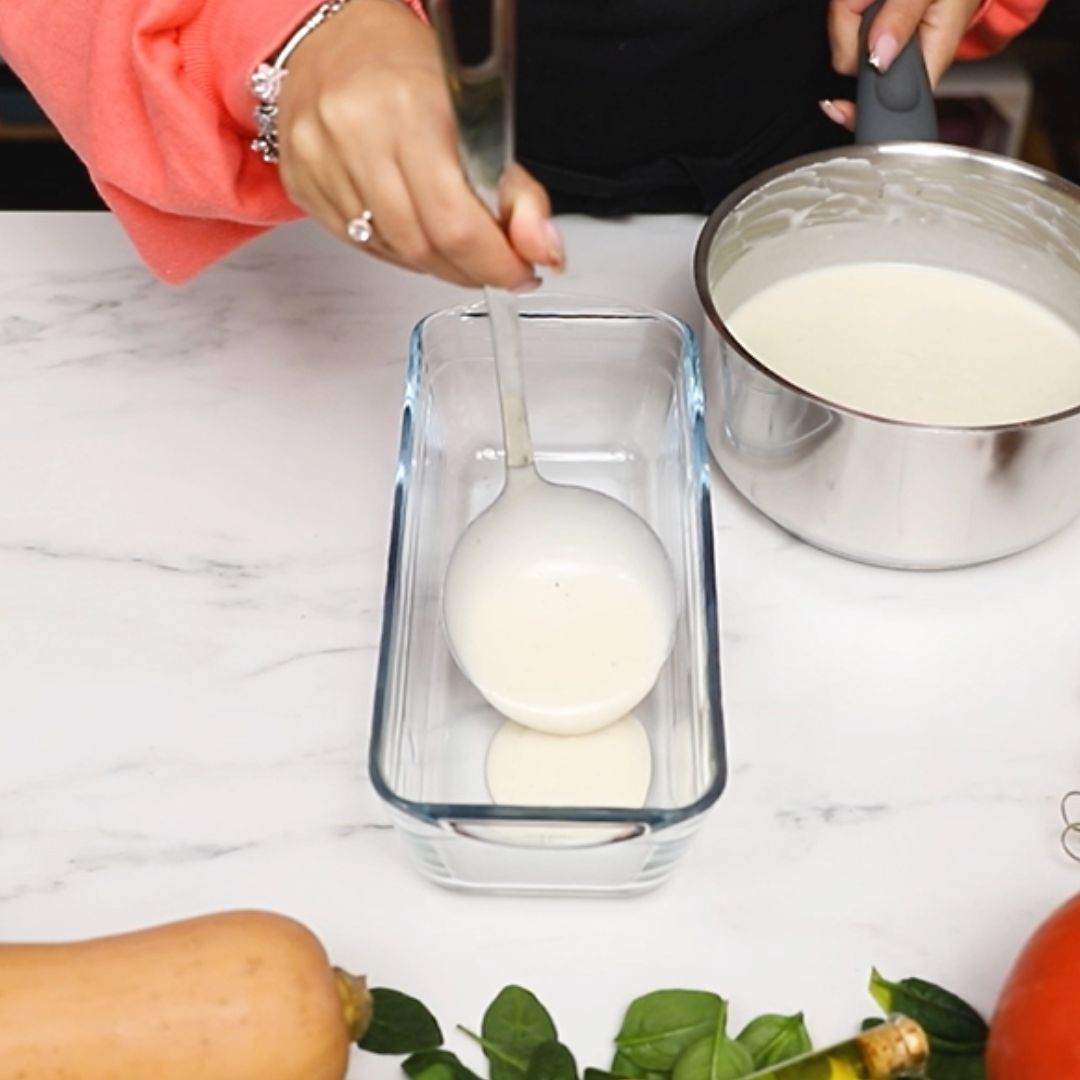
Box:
xmin=486 ymin=713 xmax=652 ymax=808
xmin=443 ymin=474 xmax=676 ymax=736
xmin=726 ymin=263 xmax=1080 ymax=426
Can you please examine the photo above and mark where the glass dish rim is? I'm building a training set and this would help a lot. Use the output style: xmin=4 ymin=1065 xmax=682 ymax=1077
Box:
xmin=368 ymin=293 xmax=727 ymax=830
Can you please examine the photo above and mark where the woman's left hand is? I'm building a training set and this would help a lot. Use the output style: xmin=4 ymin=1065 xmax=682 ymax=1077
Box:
xmin=821 ymin=0 xmax=984 ymax=129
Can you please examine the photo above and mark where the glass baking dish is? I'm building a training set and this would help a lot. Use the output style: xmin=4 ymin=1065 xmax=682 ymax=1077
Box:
xmin=369 ymin=295 xmax=726 ymax=896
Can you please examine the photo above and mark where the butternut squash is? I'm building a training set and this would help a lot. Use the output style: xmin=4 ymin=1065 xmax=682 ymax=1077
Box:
xmin=0 ymin=910 xmax=372 ymax=1080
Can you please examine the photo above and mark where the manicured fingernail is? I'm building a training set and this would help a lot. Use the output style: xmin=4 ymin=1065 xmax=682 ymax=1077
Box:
xmin=868 ymin=31 xmax=900 ymax=73
xmin=544 ymin=220 xmax=565 ymax=270
xmin=512 ymin=276 xmax=542 ymax=294
xmin=819 ymin=99 xmax=847 ymax=126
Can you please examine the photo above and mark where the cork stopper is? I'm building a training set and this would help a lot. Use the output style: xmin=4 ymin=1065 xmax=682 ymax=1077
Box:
xmin=856 ymin=1016 xmax=930 ymax=1079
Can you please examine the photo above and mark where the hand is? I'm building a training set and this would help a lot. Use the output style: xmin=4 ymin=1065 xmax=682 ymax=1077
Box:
xmin=821 ymin=0 xmax=983 ymax=130
xmin=274 ymin=0 xmax=563 ymax=288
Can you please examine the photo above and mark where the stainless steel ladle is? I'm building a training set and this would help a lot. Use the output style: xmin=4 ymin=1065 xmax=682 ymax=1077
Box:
xmin=431 ymin=0 xmax=677 ymax=734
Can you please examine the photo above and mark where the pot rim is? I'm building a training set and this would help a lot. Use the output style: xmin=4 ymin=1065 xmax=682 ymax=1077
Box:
xmin=693 ymin=140 xmax=1080 ymax=433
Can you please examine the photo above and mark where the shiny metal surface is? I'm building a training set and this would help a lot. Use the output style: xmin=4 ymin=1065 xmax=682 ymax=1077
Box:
xmin=427 ymin=0 xmax=514 ymax=212
xmin=694 ymin=143 xmax=1080 ymax=569
xmin=428 ymin=0 xmax=532 ymax=466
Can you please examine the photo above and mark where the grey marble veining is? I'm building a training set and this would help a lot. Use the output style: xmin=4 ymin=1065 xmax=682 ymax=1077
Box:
xmin=1 ymin=212 xmax=1078 ymax=1076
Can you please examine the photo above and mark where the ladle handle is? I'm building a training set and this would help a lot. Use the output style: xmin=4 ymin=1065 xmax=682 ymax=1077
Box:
xmin=428 ymin=0 xmax=534 ymax=471
xmin=484 ymin=286 xmax=533 ymax=469
xmin=854 ymin=0 xmax=939 ymax=143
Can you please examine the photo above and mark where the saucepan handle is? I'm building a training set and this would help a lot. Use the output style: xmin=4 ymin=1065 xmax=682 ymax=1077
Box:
xmin=854 ymin=0 xmax=939 ymax=143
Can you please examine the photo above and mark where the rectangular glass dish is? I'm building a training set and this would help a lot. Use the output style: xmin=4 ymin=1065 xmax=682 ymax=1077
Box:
xmin=369 ymin=295 xmax=726 ymax=895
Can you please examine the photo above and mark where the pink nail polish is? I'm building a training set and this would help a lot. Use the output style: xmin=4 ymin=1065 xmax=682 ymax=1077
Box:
xmin=512 ymin=276 xmax=542 ymax=295
xmin=869 ymin=31 xmax=900 ymax=73
xmin=543 ymin=220 xmax=565 ymax=270
xmin=818 ymin=99 xmax=847 ymax=127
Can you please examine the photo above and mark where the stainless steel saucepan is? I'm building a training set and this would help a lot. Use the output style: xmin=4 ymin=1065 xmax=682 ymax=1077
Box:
xmin=694 ymin=6 xmax=1080 ymax=569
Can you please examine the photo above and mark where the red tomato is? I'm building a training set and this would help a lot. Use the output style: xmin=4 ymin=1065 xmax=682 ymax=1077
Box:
xmin=987 ymin=890 xmax=1080 ymax=1078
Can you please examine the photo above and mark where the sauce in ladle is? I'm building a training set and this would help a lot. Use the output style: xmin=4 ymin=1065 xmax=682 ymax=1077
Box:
xmin=444 ymin=469 xmax=676 ymax=735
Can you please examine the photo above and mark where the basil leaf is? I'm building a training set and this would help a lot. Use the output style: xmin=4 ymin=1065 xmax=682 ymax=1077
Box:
xmin=464 ymin=986 xmax=558 ymax=1080
xmin=868 ymin=970 xmax=988 ymax=1048
xmin=925 ymin=1051 xmax=987 ymax=1080
xmin=527 ymin=1041 xmax=579 ymax=1080
xmin=404 ymin=1051 xmax=486 ymax=1080
xmin=615 ymin=991 xmax=727 ymax=1073
xmin=359 ymin=988 xmax=443 ymax=1054
xmin=860 ymin=1018 xmax=883 ymax=1032
xmin=672 ymin=1033 xmax=755 ymax=1080
xmin=407 ymin=1062 xmax=455 ymax=1080
xmin=588 ymin=1070 xmax=631 ymax=1080
xmin=929 ymin=1036 xmax=993 ymax=1056
xmin=735 ymin=1013 xmax=812 ymax=1068
xmin=609 ymin=1050 xmax=667 ymax=1080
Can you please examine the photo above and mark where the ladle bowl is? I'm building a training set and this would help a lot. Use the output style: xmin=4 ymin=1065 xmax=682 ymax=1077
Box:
xmin=443 ymin=468 xmax=677 ymax=735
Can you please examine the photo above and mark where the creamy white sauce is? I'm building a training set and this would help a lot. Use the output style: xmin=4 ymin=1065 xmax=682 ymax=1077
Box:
xmin=443 ymin=474 xmax=676 ymax=735
xmin=486 ymin=713 xmax=652 ymax=808
xmin=726 ymin=263 xmax=1080 ymax=426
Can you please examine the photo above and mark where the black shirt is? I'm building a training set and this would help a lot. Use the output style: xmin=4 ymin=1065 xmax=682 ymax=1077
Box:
xmin=490 ymin=0 xmax=854 ymax=214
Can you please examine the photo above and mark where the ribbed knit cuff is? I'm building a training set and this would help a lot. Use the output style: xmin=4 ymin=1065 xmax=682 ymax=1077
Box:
xmin=966 ymin=0 xmax=997 ymax=33
xmin=956 ymin=0 xmax=1037 ymax=60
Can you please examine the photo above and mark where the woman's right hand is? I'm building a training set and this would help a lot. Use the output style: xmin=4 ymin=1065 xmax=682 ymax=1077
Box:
xmin=274 ymin=0 xmax=563 ymax=288
xmin=822 ymin=0 xmax=983 ymax=129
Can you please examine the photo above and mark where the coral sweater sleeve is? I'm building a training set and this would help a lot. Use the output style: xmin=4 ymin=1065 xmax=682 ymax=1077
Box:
xmin=0 ymin=0 xmax=424 ymax=284
xmin=956 ymin=0 xmax=1048 ymax=60
xmin=0 ymin=0 xmax=1048 ymax=285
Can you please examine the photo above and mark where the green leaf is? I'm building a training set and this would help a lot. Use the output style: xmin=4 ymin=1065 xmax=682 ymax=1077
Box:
xmin=527 ymin=1041 xmax=579 ymax=1080
xmin=735 ymin=1013 xmax=812 ymax=1068
xmin=924 ymin=1050 xmax=987 ymax=1080
xmin=930 ymin=1036 xmax=993 ymax=1056
xmin=406 ymin=1062 xmax=455 ymax=1080
xmin=672 ymin=1033 xmax=755 ymax=1080
xmin=868 ymin=970 xmax=988 ymax=1049
xmin=359 ymin=988 xmax=443 ymax=1054
xmin=609 ymin=1050 xmax=667 ymax=1080
xmin=404 ymin=1051 xmax=485 ymax=1080
xmin=609 ymin=1050 xmax=668 ymax=1080
xmin=615 ymin=991 xmax=728 ymax=1073
xmin=860 ymin=1018 xmax=883 ymax=1033
xmin=468 ymin=986 xmax=558 ymax=1080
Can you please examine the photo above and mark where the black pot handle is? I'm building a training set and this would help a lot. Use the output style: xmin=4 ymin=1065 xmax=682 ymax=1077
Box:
xmin=854 ymin=0 xmax=939 ymax=143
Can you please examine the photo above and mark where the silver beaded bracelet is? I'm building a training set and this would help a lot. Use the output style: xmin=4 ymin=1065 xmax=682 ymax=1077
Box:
xmin=249 ymin=0 xmax=351 ymax=163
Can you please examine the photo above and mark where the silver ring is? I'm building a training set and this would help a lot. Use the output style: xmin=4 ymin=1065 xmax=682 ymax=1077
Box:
xmin=346 ymin=210 xmax=375 ymax=245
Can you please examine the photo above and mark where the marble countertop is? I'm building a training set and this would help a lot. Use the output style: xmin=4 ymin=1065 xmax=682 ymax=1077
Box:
xmin=3 ymin=211 xmax=1078 ymax=1073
